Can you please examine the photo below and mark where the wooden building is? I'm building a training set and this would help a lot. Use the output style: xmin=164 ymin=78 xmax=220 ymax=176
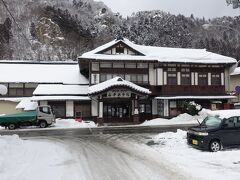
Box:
xmin=78 ymin=38 xmax=237 ymax=124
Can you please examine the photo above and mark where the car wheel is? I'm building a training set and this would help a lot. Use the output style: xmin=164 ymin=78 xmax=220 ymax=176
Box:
xmin=39 ymin=121 xmax=48 ymax=128
xmin=8 ymin=123 xmax=16 ymax=130
xmin=209 ymin=140 xmax=221 ymax=152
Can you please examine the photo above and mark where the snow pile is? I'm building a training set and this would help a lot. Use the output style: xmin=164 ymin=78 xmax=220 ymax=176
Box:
xmin=142 ymin=109 xmax=209 ymax=126
xmin=53 ymin=119 xmax=97 ymax=128
xmin=152 ymin=130 xmax=240 ymax=180
xmin=0 ymin=135 xmax=76 ymax=180
xmin=0 ymin=84 xmax=7 ymax=95
xmin=207 ymin=109 xmax=240 ymax=119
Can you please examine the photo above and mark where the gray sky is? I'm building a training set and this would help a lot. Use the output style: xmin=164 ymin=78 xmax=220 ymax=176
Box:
xmin=97 ymin=0 xmax=239 ymax=18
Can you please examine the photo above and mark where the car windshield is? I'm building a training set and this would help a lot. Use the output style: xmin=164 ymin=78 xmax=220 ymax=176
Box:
xmin=201 ymin=116 xmax=222 ymax=128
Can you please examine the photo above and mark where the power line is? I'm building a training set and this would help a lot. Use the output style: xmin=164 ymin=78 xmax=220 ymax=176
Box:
xmin=0 ymin=0 xmax=37 ymax=57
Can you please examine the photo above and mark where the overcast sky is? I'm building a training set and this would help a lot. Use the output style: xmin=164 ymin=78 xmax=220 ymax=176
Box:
xmin=97 ymin=0 xmax=239 ymax=18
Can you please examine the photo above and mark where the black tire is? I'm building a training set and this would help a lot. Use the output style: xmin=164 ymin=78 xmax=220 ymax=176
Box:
xmin=209 ymin=140 xmax=221 ymax=152
xmin=8 ymin=123 xmax=16 ymax=130
xmin=39 ymin=121 xmax=48 ymax=128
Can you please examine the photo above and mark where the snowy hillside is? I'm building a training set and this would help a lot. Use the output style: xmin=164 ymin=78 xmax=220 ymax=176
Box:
xmin=0 ymin=0 xmax=240 ymax=61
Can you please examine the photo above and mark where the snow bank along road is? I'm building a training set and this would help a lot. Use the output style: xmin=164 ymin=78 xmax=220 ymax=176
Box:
xmin=3 ymin=134 xmax=193 ymax=180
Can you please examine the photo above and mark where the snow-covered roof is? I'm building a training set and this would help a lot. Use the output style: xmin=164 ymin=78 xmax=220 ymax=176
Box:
xmin=0 ymin=62 xmax=89 ymax=84
xmin=31 ymin=96 xmax=90 ymax=101
xmin=230 ymin=67 xmax=240 ymax=76
xmin=80 ymin=38 xmax=237 ymax=64
xmin=16 ymin=98 xmax=38 ymax=111
xmin=89 ymin=77 xmax=151 ymax=95
xmin=155 ymin=95 xmax=237 ymax=100
xmin=208 ymin=109 xmax=240 ymax=119
xmin=33 ymin=84 xmax=89 ymax=96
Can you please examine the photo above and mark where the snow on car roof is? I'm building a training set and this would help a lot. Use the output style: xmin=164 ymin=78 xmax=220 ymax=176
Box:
xmin=0 ymin=62 xmax=89 ymax=84
xmin=81 ymin=38 xmax=237 ymax=64
xmin=208 ymin=109 xmax=240 ymax=119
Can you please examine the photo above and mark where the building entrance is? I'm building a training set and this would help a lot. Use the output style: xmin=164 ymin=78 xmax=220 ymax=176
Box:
xmin=103 ymin=102 xmax=132 ymax=122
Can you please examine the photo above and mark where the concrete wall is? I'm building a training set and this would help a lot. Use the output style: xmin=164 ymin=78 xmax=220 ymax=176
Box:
xmin=0 ymin=101 xmax=22 ymax=115
xmin=66 ymin=101 xmax=74 ymax=118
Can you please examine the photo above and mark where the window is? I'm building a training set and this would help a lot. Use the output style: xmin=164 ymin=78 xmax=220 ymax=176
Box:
xmin=116 ymin=44 xmax=124 ymax=54
xmin=143 ymin=75 xmax=148 ymax=83
xmin=100 ymin=62 xmax=112 ymax=68
xmin=8 ymin=83 xmax=24 ymax=96
xmin=211 ymin=73 xmax=221 ymax=85
xmin=125 ymin=63 xmax=136 ymax=68
xmin=181 ymin=68 xmax=191 ymax=85
xmin=168 ymin=73 xmax=177 ymax=85
xmin=106 ymin=74 xmax=112 ymax=80
xmin=198 ymin=73 xmax=208 ymax=85
xmin=39 ymin=106 xmax=51 ymax=114
xmin=137 ymin=63 xmax=148 ymax=68
xmin=131 ymin=74 xmax=137 ymax=82
xmin=92 ymin=62 xmax=99 ymax=71
xmin=113 ymin=62 xmax=124 ymax=68
xmin=139 ymin=103 xmax=151 ymax=113
xmin=125 ymin=74 xmax=131 ymax=81
xmin=100 ymin=74 xmax=107 ymax=82
xmin=157 ymin=100 xmax=164 ymax=116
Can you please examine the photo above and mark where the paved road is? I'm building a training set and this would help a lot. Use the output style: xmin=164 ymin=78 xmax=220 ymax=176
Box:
xmin=0 ymin=124 xmax=195 ymax=137
xmin=27 ymin=134 xmax=193 ymax=180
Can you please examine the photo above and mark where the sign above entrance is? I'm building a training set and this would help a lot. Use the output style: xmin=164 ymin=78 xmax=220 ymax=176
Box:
xmin=107 ymin=90 xmax=131 ymax=98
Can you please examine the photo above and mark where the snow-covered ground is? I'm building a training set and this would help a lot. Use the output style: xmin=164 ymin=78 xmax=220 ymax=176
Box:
xmin=142 ymin=109 xmax=211 ymax=126
xmin=0 ymin=135 xmax=79 ymax=180
xmin=152 ymin=130 xmax=240 ymax=180
xmin=52 ymin=118 xmax=96 ymax=128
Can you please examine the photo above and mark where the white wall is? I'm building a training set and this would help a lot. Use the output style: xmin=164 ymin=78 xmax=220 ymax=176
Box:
xmin=157 ymin=68 xmax=163 ymax=85
xmin=91 ymin=97 xmax=98 ymax=117
xmin=152 ymin=99 xmax=158 ymax=115
xmin=149 ymin=64 xmax=156 ymax=85
xmin=66 ymin=101 xmax=74 ymax=117
xmin=164 ymin=100 xmax=169 ymax=117
xmin=208 ymin=73 xmax=211 ymax=85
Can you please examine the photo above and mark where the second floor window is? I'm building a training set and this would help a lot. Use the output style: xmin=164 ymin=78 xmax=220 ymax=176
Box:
xmin=211 ymin=73 xmax=221 ymax=85
xmin=181 ymin=68 xmax=191 ymax=85
xmin=116 ymin=45 xmax=124 ymax=54
xmin=198 ymin=73 xmax=208 ymax=85
xmin=167 ymin=68 xmax=177 ymax=85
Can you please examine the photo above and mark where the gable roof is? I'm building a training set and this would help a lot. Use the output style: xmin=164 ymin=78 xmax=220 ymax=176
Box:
xmin=89 ymin=77 xmax=151 ymax=95
xmin=0 ymin=61 xmax=89 ymax=84
xmin=80 ymin=38 xmax=237 ymax=64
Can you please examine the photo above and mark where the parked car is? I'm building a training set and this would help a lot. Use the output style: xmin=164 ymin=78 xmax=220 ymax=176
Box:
xmin=0 ymin=105 xmax=55 ymax=130
xmin=187 ymin=110 xmax=240 ymax=152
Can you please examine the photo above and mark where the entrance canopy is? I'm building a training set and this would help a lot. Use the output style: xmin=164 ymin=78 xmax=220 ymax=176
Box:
xmin=89 ymin=77 xmax=151 ymax=96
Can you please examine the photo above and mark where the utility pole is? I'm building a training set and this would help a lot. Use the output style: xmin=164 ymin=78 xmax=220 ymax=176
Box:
xmin=226 ymin=0 xmax=240 ymax=9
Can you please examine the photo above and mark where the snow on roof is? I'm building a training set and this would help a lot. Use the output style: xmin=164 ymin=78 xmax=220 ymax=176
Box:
xmin=89 ymin=77 xmax=151 ymax=95
xmin=155 ymin=96 xmax=237 ymax=100
xmin=16 ymin=98 xmax=38 ymax=111
xmin=207 ymin=109 xmax=240 ymax=119
xmin=230 ymin=67 xmax=240 ymax=76
xmin=0 ymin=97 xmax=27 ymax=102
xmin=31 ymin=96 xmax=90 ymax=101
xmin=33 ymin=84 xmax=89 ymax=95
xmin=81 ymin=38 xmax=236 ymax=64
xmin=0 ymin=62 xmax=89 ymax=84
